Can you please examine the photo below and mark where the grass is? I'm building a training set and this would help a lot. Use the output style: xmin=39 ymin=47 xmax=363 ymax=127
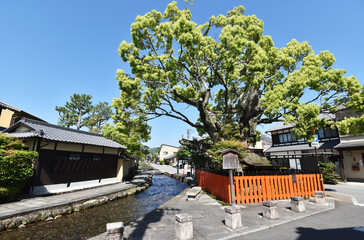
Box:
xmin=139 ymin=162 xmax=152 ymax=169
xmin=202 ymin=189 xmax=230 ymax=206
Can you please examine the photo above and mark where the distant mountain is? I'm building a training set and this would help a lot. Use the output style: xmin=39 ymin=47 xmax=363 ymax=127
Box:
xmin=148 ymin=147 xmax=159 ymax=153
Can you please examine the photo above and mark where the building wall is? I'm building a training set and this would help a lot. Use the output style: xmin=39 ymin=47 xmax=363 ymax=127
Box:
xmin=116 ymin=158 xmax=124 ymax=181
xmin=84 ymin=145 xmax=103 ymax=153
xmin=0 ymin=108 xmax=14 ymax=128
xmin=34 ymin=149 xmax=118 ymax=186
xmin=342 ymin=149 xmax=364 ymax=181
xmin=159 ymin=145 xmax=178 ymax=161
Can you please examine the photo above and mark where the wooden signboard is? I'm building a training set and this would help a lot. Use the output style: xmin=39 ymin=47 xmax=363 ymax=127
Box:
xmin=222 ymin=150 xmax=240 ymax=170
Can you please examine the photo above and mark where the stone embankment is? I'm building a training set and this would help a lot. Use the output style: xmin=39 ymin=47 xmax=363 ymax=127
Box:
xmin=0 ymin=171 xmax=153 ymax=232
xmin=158 ymin=171 xmax=195 ymax=185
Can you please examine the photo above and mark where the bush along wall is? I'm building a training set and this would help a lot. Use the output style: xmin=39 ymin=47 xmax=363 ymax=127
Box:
xmin=0 ymin=134 xmax=38 ymax=202
xmin=319 ymin=161 xmax=342 ymax=184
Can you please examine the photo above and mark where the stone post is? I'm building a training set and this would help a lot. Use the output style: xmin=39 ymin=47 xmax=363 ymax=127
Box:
xmin=106 ymin=222 xmax=124 ymax=240
xmin=315 ymin=191 xmax=326 ymax=204
xmin=262 ymin=201 xmax=279 ymax=219
xmin=291 ymin=196 xmax=305 ymax=212
xmin=225 ymin=206 xmax=242 ymax=229
xmin=175 ymin=214 xmax=193 ymax=240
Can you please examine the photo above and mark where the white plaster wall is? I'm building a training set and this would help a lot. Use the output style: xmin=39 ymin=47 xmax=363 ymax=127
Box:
xmin=342 ymin=149 xmax=364 ymax=180
xmin=84 ymin=145 xmax=103 ymax=153
xmin=56 ymin=143 xmax=83 ymax=152
xmin=159 ymin=145 xmax=178 ymax=160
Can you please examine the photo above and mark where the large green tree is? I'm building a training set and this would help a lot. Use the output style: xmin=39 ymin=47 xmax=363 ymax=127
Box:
xmin=102 ymin=96 xmax=151 ymax=157
xmin=116 ymin=2 xmax=362 ymax=144
xmin=55 ymin=93 xmax=93 ymax=130
xmin=85 ymin=102 xmax=113 ymax=133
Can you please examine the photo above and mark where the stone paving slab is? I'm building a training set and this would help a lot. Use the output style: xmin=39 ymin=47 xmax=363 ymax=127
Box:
xmin=90 ymin=189 xmax=334 ymax=240
xmin=0 ymin=171 xmax=152 ymax=220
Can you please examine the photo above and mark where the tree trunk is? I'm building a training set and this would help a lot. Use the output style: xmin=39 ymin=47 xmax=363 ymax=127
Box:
xmin=77 ymin=111 xmax=81 ymax=130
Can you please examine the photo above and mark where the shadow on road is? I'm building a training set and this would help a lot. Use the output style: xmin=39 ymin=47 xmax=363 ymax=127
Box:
xmin=126 ymin=207 xmax=181 ymax=239
xmin=295 ymin=226 xmax=364 ymax=240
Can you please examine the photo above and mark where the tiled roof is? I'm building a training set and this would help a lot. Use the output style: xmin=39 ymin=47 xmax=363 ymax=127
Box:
xmin=3 ymin=118 xmax=126 ymax=149
xmin=0 ymin=100 xmax=45 ymax=122
xmin=266 ymin=113 xmax=336 ymax=133
xmin=334 ymin=141 xmax=364 ymax=149
xmin=266 ymin=140 xmax=340 ymax=153
xmin=0 ymin=100 xmax=20 ymax=111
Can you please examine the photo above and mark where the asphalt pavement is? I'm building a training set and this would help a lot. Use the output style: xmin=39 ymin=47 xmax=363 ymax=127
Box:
xmin=230 ymin=200 xmax=364 ymax=240
xmin=325 ymin=182 xmax=364 ymax=207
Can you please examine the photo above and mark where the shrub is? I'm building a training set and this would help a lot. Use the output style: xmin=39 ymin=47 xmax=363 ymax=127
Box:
xmin=0 ymin=134 xmax=38 ymax=202
xmin=208 ymin=140 xmax=248 ymax=170
xmin=319 ymin=161 xmax=341 ymax=184
xmin=160 ymin=160 xmax=165 ymax=165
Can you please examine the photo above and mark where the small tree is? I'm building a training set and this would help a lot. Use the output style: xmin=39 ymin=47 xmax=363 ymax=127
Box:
xmin=0 ymin=134 xmax=38 ymax=202
xmin=55 ymin=93 xmax=93 ymax=130
xmin=207 ymin=140 xmax=248 ymax=170
xmin=85 ymin=102 xmax=113 ymax=133
xmin=319 ymin=161 xmax=341 ymax=184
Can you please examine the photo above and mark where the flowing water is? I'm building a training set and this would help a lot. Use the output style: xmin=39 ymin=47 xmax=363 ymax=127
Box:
xmin=0 ymin=173 xmax=188 ymax=240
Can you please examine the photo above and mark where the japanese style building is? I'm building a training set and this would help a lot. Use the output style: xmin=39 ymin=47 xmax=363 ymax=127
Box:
xmin=3 ymin=117 xmax=127 ymax=194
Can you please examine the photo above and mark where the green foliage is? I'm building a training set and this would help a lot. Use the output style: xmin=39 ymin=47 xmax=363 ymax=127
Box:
xmin=0 ymin=150 xmax=38 ymax=185
xmin=0 ymin=134 xmax=38 ymax=201
xmin=116 ymin=2 xmax=362 ymax=144
xmin=56 ymin=94 xmax=113 ymax=133
xmin=139 ymin=161 xmax=152 ymax=169
xmin=207 ymin=140 xmax=248 ymax=170
xmin=175 ymin=146 xmax=191 ymax=160
xmin=160 ymin=160 xmax=165 ymax=165
xmin=319 ymin=161 xmax=341 ymax=184
xmin=55 ymin=93 xmax=93 ymax=130
xmin=0 ymin=185 xmax=22 ymax=202
xmin=103 ymin=74 xmax=151 ymax=158
xmin=85 ymin=102 xmax=113 ymax=133
xmin=0 ymin=134 xmax=24 ymax=150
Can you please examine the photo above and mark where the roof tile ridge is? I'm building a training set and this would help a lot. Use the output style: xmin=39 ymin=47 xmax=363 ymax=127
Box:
xmin=22 ymin=117 xmax=103 ymax=137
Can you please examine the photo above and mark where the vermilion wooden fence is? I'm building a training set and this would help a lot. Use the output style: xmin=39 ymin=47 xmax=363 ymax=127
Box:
xmin=196 ymin=170 xmax=324 ymax=204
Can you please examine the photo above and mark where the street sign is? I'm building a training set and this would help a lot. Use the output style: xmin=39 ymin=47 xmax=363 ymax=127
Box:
xmin=311 ymin=134 xmax=319 ymax=148
xmin=222 ymin=151 xmax=240 ymax=169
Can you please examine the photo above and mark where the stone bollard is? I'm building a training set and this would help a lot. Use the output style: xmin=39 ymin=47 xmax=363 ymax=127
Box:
xmin=225 ymin=206 xmax=242 ymax=229
xmin=291 ymin=196 xmax=305 ymax=212
xmin=175 ymin=214 xmax=193 ymax=240
xmin=315 ymin=191 xmax=326 ymax=204
xmin=262 ymin=201 xmax=279 ymax=219
xmin=106 ymin=222 xmax=124 ymax=240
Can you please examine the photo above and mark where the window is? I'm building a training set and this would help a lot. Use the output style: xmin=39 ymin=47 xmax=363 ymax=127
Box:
xmin=163 ymin=151 xmax=168 ymax=155
xmin=318 ymin=127 xmax=338 ymax=139
xmin=69 ymin=153 xmax=80 ymax=161
xmin=93 ymin=155 xmax=101 ymax=161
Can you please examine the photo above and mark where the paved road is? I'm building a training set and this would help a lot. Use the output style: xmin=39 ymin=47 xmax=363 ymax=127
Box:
xmin=325 ymin=182 xmax=364 ymax=206
xmin=231 ymin=200 xmax=364 ymax=240
xmin=0 ymin=171 xmax=152 ymax=220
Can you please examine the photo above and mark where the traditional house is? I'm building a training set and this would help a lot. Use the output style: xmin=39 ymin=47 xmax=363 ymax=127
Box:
xmin=333 ymin=108 xmax=364 ymax=182
xmin=265 ymin=113 xmax=341 ymax=172
xmin=3 ymin=117 xmax=127 ymax=194
xmin=158 ymin=144 xmax=179 ymax=162
xmin=0 ymin=100 xmax=44 ymax=131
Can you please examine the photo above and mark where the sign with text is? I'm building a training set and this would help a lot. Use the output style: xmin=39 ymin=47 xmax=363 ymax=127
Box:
xmin=222 ymin=152 xmax=240 ymax=169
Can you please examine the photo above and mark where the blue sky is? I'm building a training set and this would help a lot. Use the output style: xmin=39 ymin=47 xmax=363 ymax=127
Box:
xmin=1 ymin=0 xmax=363 ymax=148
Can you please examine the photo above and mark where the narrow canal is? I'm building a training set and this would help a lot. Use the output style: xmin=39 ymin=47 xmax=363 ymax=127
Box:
xmin=0 ymin=173 xmax=188 ymax=240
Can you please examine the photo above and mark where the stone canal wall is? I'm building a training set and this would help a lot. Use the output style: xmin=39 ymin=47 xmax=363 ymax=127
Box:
xmin=159 ymin=171 xmax=195 ymax=185
xmin=0 ymin=171 xmax=153 ymax=232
